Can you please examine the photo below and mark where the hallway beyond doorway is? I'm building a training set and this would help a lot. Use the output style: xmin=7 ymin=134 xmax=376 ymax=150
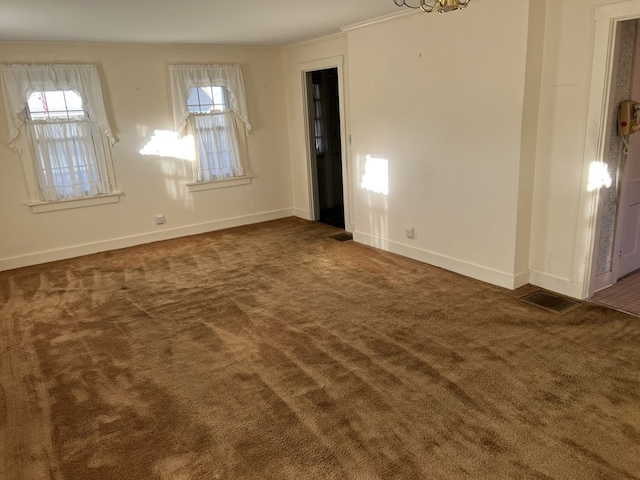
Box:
xmin=591 ymin=270 xmax=640 ymax=317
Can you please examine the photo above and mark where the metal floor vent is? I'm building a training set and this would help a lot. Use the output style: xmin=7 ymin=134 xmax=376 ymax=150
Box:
xmin=330 ymin=232 xmax=353 ymax=242
xmin=520 ymin=291 xmax=580 ymax=313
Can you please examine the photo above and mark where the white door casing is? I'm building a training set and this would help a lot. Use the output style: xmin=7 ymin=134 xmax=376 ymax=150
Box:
xmin=584 ymin=1 xmax=640 ymax=298
xmin=616 ymin=65 xmax=640 ymax=278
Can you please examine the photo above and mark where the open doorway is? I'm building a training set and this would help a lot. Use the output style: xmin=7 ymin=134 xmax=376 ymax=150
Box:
xmin=305 ymin=68 xmax=345 ymax=229
xmin=591 ymin=18 xmax=640 ymax=316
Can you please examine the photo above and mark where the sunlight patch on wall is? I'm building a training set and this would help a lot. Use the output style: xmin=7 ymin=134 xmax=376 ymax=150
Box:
xmin=140 ymin=130 xmax=195 ymax=161
xmin=361 ymin=155 xmax=389 ymax=195
xmin=587 ymin=161 xmax=612 ymax=192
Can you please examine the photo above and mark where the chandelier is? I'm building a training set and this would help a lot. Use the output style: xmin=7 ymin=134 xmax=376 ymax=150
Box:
xmin=393 ymin=0 xmax=473 ymax=13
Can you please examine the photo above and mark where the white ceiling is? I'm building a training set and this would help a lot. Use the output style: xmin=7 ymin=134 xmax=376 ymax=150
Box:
xmin=0 ymin=0 xmax=404 ymax=47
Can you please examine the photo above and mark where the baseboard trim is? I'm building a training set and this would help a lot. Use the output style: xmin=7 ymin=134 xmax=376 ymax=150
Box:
xmin=0 ymin=208 xmax=294 ymax=272
xmin=528 ymin=270 xmax=580 ymax=299
xmin=353 ymin=232 xmax=520 ymax=290
xmin=293 ymin=208 xmax=311 ymax=220
xmin=513 ymin=270 xmax=531 ymax=289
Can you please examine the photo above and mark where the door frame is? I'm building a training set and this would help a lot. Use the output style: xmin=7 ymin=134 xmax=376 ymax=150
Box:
xmin=584 ymin=1 xmax=640 ymax=298
xmin=613 ymin=21 xmax=640 ymax=281
xmin=298 ymin=56 xmax=353 ymax=232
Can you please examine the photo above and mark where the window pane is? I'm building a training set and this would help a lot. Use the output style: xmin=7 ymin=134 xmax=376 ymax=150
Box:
xmin=44 ymin=91 xmax=66 ymax=112
xmin=64 ymin=90 xmax=83 ymax=111
xmin=197 ymin=87 xmax=213 ymax=105
xmin=187 ymin=88 xmax=200 ymax=106
xmin=27 ymin=92 xmax=47 ymax=114
xmin=27 ymin=90 xmax=86 ymax=119
xmin=211 ymin=86 xmax=224 ymax=105
xmin=187 ymin=86 xmax=228 ymax=114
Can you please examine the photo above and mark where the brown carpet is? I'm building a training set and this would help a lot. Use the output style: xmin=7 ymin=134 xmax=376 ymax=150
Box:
xmin=1 ymin=217 xmax=639 ymax=479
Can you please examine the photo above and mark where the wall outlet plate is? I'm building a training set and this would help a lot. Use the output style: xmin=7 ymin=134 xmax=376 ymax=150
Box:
xmin=154 ymin=214 xmax=166 ymax=225
xmin=406 ymin=226 xmax=415 ymax=239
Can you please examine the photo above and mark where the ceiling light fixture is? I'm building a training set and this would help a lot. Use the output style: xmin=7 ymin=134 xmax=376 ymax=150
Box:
xmin=393 ymin=0 xmax=473 ymax=13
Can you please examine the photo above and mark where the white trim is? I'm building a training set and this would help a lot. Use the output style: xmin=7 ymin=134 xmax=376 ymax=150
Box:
xmin=529 ymin=270 xmax=577 ymax=299
xmin=294 ymin=208 xmax=311 ymax=220
xmin=595 ymin=0 xmax=640 ymax=21
xmin=581 ymin=2 xmax=640 ymax=299
xmin=354 ymin=231 xmax=522 ymax=290
xmin=297 ymin=55 xmax=354 ymax=232
xmin=185 ymin=175 xmax=252 ymax=192
xmin=340 ymin=10 xmax=418 ymax=33
xmin=513 ymin=270 xmax=531 ymax=290
xmin=281 ymin=32 xmax=346 ymax=51
xmin=0 ymin=208 xmax=294 ymax=272
xmin=29 ymin=191 xmax=122 ymax=213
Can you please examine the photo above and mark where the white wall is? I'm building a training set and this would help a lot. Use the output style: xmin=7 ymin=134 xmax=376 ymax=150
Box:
xmin=344 ymin=0 xmax=531 ymax=289
xmin=280 ymin=0 xmax=638 ymax=299
xmin=0 ymin=42 xmax=293 ymax=270
xmin=529 ymin=0 xmax=640 ymax=298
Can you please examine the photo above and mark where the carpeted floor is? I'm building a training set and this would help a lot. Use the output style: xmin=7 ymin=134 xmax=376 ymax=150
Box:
xmin=1 ymin=217 xmax=639 ymax=479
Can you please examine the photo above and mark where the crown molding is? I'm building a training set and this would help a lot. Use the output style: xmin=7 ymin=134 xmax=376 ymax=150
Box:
xmin=340 ymin=10 xmax=419 ymax=33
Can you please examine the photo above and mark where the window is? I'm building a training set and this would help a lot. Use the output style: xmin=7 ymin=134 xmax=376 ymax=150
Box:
xmin=187 ymin=85 xmax=243 ymax=181
xmin=312 ymin=83 xmax=326 ymax=157
xmin=25 ymin=90 xmax=110 ymax=201
xmin=169 ymin=64 xmax=252 ymax=186
xmin=1 ymin=64 xmax=117 ymax=206
xmin=187 ymin=86 xmax=227 ymax=114
xmin=26 ymin=90 xmax=84 ymax=120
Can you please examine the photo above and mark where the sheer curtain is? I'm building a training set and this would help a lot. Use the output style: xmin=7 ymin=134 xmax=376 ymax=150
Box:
xmin=190 ymin=112 xmax=243 ymax=182
xmin=169 ymin=64 xmax=251 ymax=135
xmin=1 ymin=64 xmax=115 ymax=152
xmin=27 ymin=120 xmax=110 ymax=201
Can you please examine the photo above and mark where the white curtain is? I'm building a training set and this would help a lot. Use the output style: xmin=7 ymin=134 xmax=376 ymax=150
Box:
xmin=0 ymin=64 xmax=114 ymax=152
xmin=190 ymin=112 xmax=244 ymax=182
xmin=169 ymin=64 xmax=251 ymax=136
xmin=27 ymin=120 xmax=110 ymax=201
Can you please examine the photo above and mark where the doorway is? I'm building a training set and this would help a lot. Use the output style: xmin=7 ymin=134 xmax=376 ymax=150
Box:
xmin=305 ymin=68 xmax=345 ymax=229
xmin=590 ymin=17 xmax=640 ymax=315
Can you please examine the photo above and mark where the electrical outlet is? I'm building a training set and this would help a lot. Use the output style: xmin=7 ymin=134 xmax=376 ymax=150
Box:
xmin=154 ymin=214 xmax=166 ymax=225
xmin=406 ymin=226 xmax=415 ymax=239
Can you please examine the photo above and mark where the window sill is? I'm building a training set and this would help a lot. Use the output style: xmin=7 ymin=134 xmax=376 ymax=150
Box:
xmin=29 ymin=192 xmax=122 ymax=214
xmin=185 ymin=175 xmax=252 ymax=193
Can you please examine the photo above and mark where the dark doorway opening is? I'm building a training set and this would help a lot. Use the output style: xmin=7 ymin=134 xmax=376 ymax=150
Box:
xmin=307 ymin=68 xmax=344 ymax=229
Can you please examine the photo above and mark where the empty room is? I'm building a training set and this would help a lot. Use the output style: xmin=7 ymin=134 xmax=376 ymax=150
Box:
xmin=1 ymin=0 xmax=639 ymax=478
